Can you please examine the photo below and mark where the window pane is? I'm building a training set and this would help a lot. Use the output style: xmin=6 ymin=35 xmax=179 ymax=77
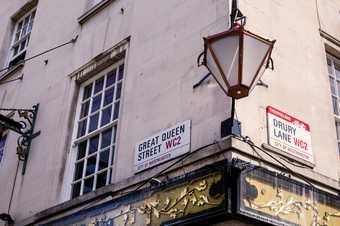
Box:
xmin=71 ymin=182 xmax=81 ymax=198
xmin=91 ymin=94 xmax=102 ymax=113
xmin=111 ymin=146 xmax=115 ymax=165
xmin=336 ymin=121 xmax=340 ymax=140
xmin=99 ymin=150 xmax=109 ymax=170
xmin=0 ymin=135 xmax=7 ymax=164
xmin=28 ymin=21 xmax=33 ymax=33
xmin=88 ymin=113 xmax=99 ymax=132
xmin=77 ymin=119 xmax=87 ymax=138
xmin=101 ymin=106 xmax=112 ymax=126
xmin=28 ymin=11 xmax=35 ymax=33
xmin=23 ymin=16 xmax=30 ymax=26
xmin=15 ymin=31 xmax=21 ymax=42
xmin=113 ymin=125 xmax=117 ymax=143
xmin=116 ymin=83 xmax=122 ymax=100
xmin=22 ymin=17 xmax=29 ymax=36
xmin=83 ymin=84 xmax=92 ymax=100
xmin=74 ymin=161 xmax=84 ymax=181
xmin=329 ymin=77 xmax=336 ymax=95
xmin=104 ymin=87 xmax=114 ymax=106
xmin=94 ymin=78 xmax=104 ymax=94
xmin=83 ymin=177 xmax=94 ymax=194
xmin=85 ymin=156 xmax=97 ymax=176
xmin=19 ymin=39 xmax=27 ymax=51
xmin=101 ymin=129 xmax=112 ymax=149
xmin=77 ymin=141 xmax=87 ymax=160
xmin=118 ymin=64 xmax=124 ymax=81
xmin=113 ymin=101 xmax=120 ymax=120
xmin=332 ymin=97 xmax=339 ymax=115
xmin=96 ymin=171 xmax=107 ymax=189
xmin=17 ymin=21 xmax=23 ymax=33
xmin=80 ymin=101 xmax=90 ymax=118
xmin=89 ymin=135 xmax=99 ymax=154
xmin=106 ymin=69 xmax=116 ymax=87
xmin=13 ymin=46 xmax=19 ymax=57
xmin=335 ymin=64 xmax=340 ymax=80
xmin=0 ymin=135 xmax=7 ymax=148
xmin=26 ymin=35 xmax=30 ymax=47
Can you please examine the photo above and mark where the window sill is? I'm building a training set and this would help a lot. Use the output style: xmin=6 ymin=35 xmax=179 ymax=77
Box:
xmin=78 ymin=0 xmax=115 ymax=25
xmin=0 ymin=62 xmax=24 ymax=81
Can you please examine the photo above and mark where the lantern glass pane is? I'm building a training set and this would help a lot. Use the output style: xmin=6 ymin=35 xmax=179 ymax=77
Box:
xmin=242 ymin=33 xmax=271 ymax=87
xmin=210 ymin=35 xmax=239 ymax=87
xmin=250 ymin=53 xmax=270 ymax=92
xmin=206 ymin=48 xmax=228 ymax=94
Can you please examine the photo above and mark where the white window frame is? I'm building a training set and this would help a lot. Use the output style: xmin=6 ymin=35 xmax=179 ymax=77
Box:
xmin=327 ymin=54 xmax=340 ymax=154
xmin=8 ymin=7 xmax=36 ymax=67
xmin=68 ymin=59 xmax=126 ymax=199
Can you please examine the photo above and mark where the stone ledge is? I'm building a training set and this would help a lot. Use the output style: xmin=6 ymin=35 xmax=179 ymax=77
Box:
xmin=0 ymin=63 xmax=24 ymax=81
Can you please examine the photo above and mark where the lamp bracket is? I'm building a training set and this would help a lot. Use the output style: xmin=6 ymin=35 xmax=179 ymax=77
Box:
xmin=256 ymin=79 xmax=269 ymax=88
xmin=193 ymin=72 xmax=211 ymax=89
xmin=197 ymin=50 xmax=205 ymax=67
xmin=266 ymin=57 xmax=274 ymax=70
xmin=231 ymin=9 xmax=246 ymax=26
xmin=0 ymin=104 xmax=40 ymax=174
xmin=230 ymin=0 xmax=246 ymax=26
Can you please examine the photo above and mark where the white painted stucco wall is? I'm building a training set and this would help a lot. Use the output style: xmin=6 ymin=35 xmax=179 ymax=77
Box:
xmin=0 ymin=0 xmax=339 ymax=224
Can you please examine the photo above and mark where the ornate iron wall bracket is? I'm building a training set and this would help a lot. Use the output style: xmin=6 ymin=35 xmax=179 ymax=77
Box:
xmin=0 ymin=104 xmax=40 ymax=174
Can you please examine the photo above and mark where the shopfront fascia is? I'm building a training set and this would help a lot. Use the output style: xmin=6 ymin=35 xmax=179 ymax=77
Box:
xmin=237 ymin=162 xmax=340 ymax=226
xmin=36 ymin=160 xmax=339 ymax=226
xmin=39 ymin=162 xmax=228 ymax=226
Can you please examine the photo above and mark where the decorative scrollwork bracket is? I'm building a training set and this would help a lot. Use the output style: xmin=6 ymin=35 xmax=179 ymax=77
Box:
xmin=0 ymin=104 xmax=40 ymax=175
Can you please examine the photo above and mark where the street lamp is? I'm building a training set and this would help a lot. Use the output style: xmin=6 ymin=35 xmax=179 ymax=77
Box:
xmin=198 ymin=23 xmax=275 ymax=137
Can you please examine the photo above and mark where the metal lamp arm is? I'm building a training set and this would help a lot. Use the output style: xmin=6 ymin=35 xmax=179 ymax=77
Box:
xmin=0 ymin=104 xmax=40 ymax=174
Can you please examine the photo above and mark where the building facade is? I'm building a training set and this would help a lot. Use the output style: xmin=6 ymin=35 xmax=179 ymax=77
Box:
xmin=0 ymin=0 xmax=339 ymax=225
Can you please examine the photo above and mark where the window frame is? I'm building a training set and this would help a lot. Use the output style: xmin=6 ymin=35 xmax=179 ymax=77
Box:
xmin=8 ymin=7 xmax=37 ymax=67
xmin=327 ymin=54 xmax=340 ymax=154
xmin=69 ymin=59 xmax=126 ymax=198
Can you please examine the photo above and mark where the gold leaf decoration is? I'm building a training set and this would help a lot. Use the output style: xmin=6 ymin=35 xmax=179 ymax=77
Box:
xmin=137 ymin=175 xmax=223 ymax=225
xmin=244 ymin=178 xmax=340 ymax=226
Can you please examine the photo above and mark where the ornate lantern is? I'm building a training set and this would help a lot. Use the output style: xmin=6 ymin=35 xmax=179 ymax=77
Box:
xmin=202 ymin=24 xmax=275 ymax=99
